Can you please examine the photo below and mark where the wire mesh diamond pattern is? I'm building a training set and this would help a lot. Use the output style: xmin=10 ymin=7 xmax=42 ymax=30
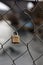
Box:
xmin=0 ymin=0 xmax=43 ymax=65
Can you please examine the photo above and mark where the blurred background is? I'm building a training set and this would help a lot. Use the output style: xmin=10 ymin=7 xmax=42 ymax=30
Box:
xmin=0 ymin=0 xmax=43 ymax=65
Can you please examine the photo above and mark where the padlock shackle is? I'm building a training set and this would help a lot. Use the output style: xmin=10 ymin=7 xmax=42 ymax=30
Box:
xmin=16 ymin=32 xmax=18 ymax=35
xmin=14 ymin=31 xmax=18 ymax=35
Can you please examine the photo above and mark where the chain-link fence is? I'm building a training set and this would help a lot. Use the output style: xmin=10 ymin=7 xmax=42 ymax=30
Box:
xmin=0 ymin=1 xmax=43 ymax=65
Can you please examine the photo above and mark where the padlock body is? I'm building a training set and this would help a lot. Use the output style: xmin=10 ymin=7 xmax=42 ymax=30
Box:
xmin=11 ymin=35 xmax=20 ymax=44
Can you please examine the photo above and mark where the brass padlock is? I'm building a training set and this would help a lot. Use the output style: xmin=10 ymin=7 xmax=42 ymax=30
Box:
xmin=11 ymin=32 xmax=20 ymax=44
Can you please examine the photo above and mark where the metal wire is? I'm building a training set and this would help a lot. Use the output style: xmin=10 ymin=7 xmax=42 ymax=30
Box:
xmin=0 ymin=1 xmax=43 ymax=65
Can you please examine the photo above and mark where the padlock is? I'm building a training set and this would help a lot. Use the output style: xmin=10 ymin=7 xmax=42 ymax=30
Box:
xmin=11 ymin=32 xmax=20 ymax=44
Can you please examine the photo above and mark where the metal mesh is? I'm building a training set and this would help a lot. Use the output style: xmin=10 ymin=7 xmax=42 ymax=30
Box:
xmin=0 ymin=1 xmax=43 ymax=65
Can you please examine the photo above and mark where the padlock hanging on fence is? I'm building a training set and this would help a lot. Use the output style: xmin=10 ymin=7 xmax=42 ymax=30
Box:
xmin=11 ymin=32 xmax=20 ymax=44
